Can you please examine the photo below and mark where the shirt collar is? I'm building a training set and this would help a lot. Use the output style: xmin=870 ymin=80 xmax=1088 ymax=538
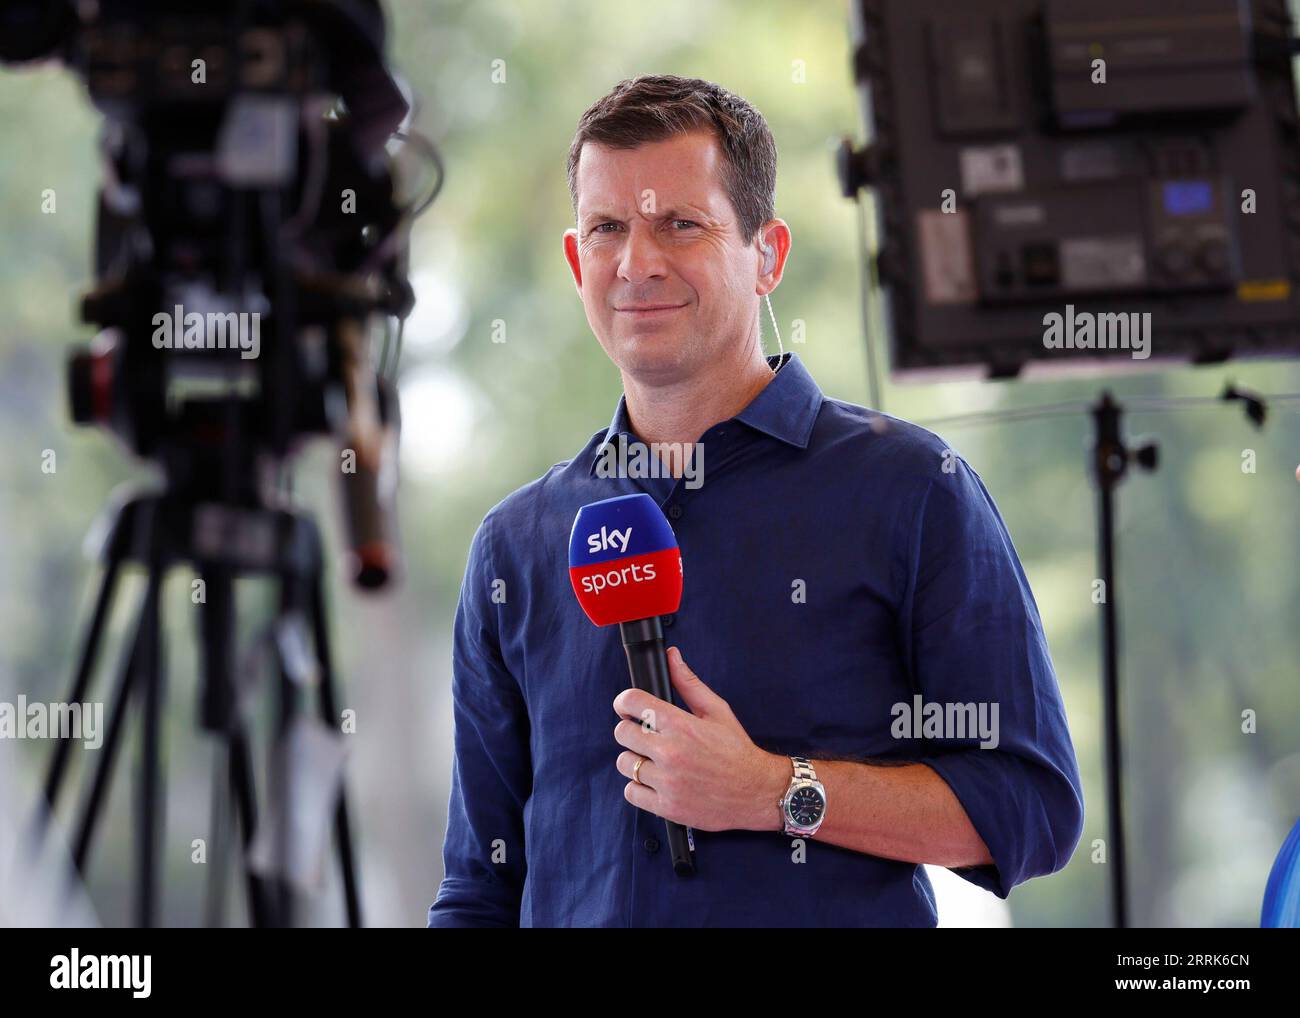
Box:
xmin=589 ymin=352 xmax=823 ymax=474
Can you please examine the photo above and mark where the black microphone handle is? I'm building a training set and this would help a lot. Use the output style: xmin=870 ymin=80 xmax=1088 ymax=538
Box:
xmin=618 ymin=616 xmax=696 ymax=877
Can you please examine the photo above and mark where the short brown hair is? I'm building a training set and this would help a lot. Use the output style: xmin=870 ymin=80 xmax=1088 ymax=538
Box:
xmin=566 ymin=74 xmax=777 ymax=244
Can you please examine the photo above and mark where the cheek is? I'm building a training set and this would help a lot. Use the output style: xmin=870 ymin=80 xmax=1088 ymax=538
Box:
xmin=683 ymin=265 xmax=740 ymax=310
xmin=578 ymin=263 xmax=611 ymax=309
xmin=688 ymin=243 xmax=741 ymax=285
xmin=671 ymin=261 xmax=711 ymax=302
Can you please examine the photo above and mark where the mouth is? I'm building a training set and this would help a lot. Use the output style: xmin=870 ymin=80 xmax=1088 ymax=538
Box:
xmin=614 ymin=303 xmax=687 ymax=319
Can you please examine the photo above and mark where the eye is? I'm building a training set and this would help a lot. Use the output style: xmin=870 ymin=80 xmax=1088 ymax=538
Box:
xmin=671 ymin=219 xmax=700 ymax=230
xmin=592 ymin=222 xmax=621 ymax=234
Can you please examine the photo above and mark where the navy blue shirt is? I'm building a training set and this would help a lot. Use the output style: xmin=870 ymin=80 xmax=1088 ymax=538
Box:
xmin=428 ymin=352 xmax=1084 ymax=927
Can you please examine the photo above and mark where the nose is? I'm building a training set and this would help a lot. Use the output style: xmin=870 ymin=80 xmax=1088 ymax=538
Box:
xmin=617 ymin=223 xmax=669 ymax=284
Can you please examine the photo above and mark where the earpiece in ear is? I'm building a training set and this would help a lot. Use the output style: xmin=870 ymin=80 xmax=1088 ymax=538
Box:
xmin=761 ymin=243 xmax=776 ymax=275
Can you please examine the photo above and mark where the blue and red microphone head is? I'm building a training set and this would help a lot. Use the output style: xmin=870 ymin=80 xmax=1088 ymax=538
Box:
xmin=568 ymin=493 xmax=683 ymax=627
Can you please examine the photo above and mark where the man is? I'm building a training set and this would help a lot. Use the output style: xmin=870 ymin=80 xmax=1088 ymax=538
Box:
xmin=428 ymin=74 xmax=1083 ymax=927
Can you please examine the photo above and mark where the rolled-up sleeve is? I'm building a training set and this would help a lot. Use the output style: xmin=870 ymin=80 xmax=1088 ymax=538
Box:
xmin=428 ymin=513 xmax=532 ymax=927
xmin=901 ymin=455 xmax=1084 ymax=899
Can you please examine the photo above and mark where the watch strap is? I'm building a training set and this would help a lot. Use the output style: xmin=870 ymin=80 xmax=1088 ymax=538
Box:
xmin=791 ymin=756 xmax=816 ymax=782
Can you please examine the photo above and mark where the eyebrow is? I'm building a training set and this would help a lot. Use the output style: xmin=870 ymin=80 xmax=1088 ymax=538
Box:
xmin=581 ymin=206 xmax=710 ymax=226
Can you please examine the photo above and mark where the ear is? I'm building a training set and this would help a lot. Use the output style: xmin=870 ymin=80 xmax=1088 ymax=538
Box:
xmin=562 ymin=228 xmax=583 ymax=295
xmin=755 ymin=218 xmax=791 ymax=296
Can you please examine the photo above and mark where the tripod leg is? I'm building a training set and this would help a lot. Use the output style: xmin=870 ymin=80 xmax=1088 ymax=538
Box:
xmin=135 ymin=560 xmax=166 ymax=928
xmin=196 ymin=562 xmax=277 ymax=927
xmin=70 ymin=575 xmax=150 ymax=875
xmin=264 ymin=572 xmax=311 ymax=930
xmin=37 ymin=552 xmax=123 ymax=833
xmin=203 ymin=741 xmax=231 ymax=928
xmin=311 ymin=579 xmax=362 ymax=928
xmin=228 ymin=727 xmax=275 ymax=927
xmin=199 ymin=565 xmax=236 ymax=732
xmin=273 ymin=599 xmax=299 ymax=931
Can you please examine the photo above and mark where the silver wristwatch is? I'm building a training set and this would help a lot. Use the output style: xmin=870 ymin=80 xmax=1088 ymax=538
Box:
xmin=779 ymin=756 xmax=827 ymax=837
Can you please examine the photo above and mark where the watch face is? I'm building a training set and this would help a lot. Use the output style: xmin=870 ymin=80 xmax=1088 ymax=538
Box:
xmin=788 ymin=786 xmax=825 ymax=827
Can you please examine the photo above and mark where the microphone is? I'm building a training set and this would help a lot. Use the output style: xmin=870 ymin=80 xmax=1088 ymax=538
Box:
xmin=568 ymin=493 xmax=695 ymax=876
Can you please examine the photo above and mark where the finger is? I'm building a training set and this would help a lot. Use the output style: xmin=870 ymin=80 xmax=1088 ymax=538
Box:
xmin=615 ymin=750 xmax=659 ymax=789
xmin=612 ymin=688 xmax=687 ymax=732
xmin=624 ymin=779 xmax=660 ymax=814
xmin=612 ymin=687 xmax=659 ymax=721
xmin=613 ymin=718 xmax=664 ymax=758
xmin=666 ymin=646 xmax=730 ymax=719
xmin=612 ymin=696 xmax=675 ymax=736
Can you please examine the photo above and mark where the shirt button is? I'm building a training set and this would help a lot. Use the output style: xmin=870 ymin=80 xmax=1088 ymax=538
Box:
xmin=667 ymin=505 xmax=683 ymax=520
xmin=663 ymin=613 xmax=675 ymax=627
xmin=643 ymin=836 xmax=660 ymax=854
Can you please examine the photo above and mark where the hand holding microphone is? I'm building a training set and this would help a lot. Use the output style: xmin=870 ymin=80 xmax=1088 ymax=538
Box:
xmin=568 ymin=493 xmax=695 ymax=875
xmin=569 ymin=494 xmax=786 ymax=873
xmin=612 ymin=648 xmax=788 ymax=838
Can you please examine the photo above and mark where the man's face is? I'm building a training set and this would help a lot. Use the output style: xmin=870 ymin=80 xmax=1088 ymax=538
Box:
xmin=563 ymin=130 xmax=777 ymax=384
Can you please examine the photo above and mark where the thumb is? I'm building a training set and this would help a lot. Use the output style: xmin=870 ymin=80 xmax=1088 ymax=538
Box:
xmin=666 ymin=646 xmax=727 ymax=719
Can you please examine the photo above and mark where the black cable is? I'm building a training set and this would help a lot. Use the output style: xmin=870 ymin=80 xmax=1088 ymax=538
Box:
xmin=915 ymin=391 xmax=1300 ymax=431
xmin=855 ymin=192 xmax=884 ymax=413
xmin=360 ymin=127 xmax=444 ymax=276
xmin=369 ymin=129 xmax=440 ymax=379
xmin=394 ymin=129 xmax=445 ymax=219
xmin=917 ymin=399 xmax=1092 ymax=430
xmin=377 ymin=315 xmax=393 ymax=377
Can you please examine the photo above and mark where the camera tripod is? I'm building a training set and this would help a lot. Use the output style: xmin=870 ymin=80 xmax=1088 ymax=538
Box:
xmin=30 ymin=486 xmax=363 ymax=928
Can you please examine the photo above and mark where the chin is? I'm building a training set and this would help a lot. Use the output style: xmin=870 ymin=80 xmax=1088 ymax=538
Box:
xmin=616 ymin=336 xmax=693 ymax=378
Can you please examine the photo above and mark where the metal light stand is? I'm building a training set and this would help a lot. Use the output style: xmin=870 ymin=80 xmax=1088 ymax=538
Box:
xmin=1090 ymin=391 xmax=1159 ymax=929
